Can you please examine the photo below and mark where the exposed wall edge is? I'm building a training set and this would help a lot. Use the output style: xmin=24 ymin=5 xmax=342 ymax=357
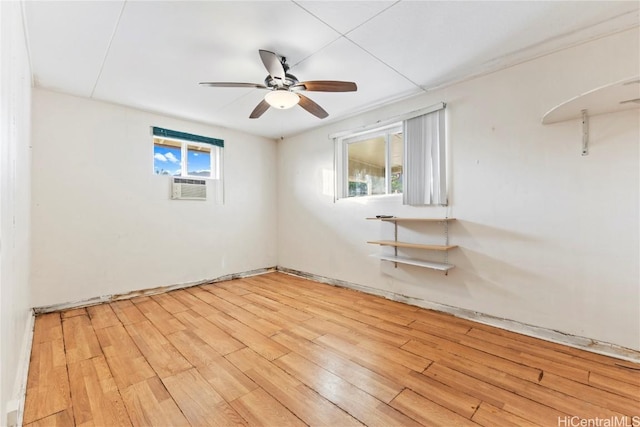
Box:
xmin=6 ymin=310 xmax=35 ymax=427
xmin=32 ymin=266 xmax=277 ymax=314
xmin=277 ymin=267 xmax=640 ymax=363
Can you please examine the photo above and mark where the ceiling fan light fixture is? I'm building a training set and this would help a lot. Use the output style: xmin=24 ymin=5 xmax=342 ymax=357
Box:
xmin=265 ymin=89 xmax=299 ymax=109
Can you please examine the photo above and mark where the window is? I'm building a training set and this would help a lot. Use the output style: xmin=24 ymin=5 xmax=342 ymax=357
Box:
xmin=335 ymin=102 xmax=446 ymax=205
xmin=343 ymin=124 xmax=403 ymax=198
xmin=152 ymin=127 xmax=223 ymax=179
xmin=153 ymin=138 xmax=182 ymax=176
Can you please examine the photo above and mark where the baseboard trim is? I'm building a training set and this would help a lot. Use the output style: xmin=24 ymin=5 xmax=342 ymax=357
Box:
xmin=33 ymin=266 xmax=277 ymax=314
xmin=276 ymin=267 xmax=640 ymax=363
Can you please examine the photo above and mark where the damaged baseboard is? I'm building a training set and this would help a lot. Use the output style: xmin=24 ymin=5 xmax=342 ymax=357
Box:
xmin=277 ymin=266 xmax=640 ymax=363
xmin=33 ymin=266 xmax=277 ymax=314
xmin=30 ymin=265 xmax=639 ymax=363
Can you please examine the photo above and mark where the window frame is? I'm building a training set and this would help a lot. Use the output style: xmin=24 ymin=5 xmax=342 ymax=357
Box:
xmin=152 ymin=127 xmax=223 ymax=180
xmin=338 ymin=122 xmax=403 ymax=200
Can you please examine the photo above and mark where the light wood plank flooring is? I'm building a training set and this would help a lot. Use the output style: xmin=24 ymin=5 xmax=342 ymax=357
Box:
xmin=24 ymin=272 xmax=640 ymax=426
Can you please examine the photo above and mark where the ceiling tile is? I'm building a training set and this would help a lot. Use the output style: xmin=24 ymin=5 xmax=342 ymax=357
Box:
xmin=24 ymin=1 xmax=125 ymax=97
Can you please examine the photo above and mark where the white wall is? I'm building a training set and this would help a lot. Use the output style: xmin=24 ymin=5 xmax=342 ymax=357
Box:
xmin=0 ymin=1 xmax=33 ymax=423
xmin=31 ymin=89 xmax=277 ymax=307
xmin=278 ymin=29 xmax=640 ymax=351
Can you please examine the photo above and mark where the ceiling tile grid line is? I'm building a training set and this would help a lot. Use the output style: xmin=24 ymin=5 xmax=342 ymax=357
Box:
xmin=343 ymin=36 xmax=426 ymax=94
xmin=289 ymin=0 xmax=425 ymax=94
xmin=295 ymin=0 xmax=402 ymax=37
xmin=90 ymin=1 xmax=127 ymax=99
xmin=334 ymin=0 xmax=423 ymax=91
xmin=341 ymin=0 xmax=401 ymax=38
xmin=289 ymin=0 xmax=401 ymax=66
xmin=292 ymin=0 xmax=425 ymax=94
xmin=19 ymin=1 xmax=35 ymax=87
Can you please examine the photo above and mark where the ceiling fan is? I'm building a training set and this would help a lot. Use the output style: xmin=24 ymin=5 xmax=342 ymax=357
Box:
xmin=200 ymin=49 xmax=357 ymax=119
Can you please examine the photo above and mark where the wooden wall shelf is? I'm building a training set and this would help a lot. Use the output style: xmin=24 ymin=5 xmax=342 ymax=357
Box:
xmin=370 ymin=254 xmax=454 ymax=271
xmin=367 ymin=217 xmax=457 ymax=273
xmin=367 ymin=240 xmax=457 ymax=251
xmin=366 ymin=217 xmax=456 ymax=222
xmin=542 ymin=75 xmax=639 ymax=125
xmin=542 ymin=75 xmax=639 ymax=155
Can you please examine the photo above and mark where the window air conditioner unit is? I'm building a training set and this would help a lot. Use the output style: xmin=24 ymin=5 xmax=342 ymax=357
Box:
xmin=171 ymin=177 xmax=207 ymax=200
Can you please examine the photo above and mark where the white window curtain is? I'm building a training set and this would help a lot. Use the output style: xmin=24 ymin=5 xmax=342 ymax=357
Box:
xmin=403 ymin=107 xmax=446 ymax=205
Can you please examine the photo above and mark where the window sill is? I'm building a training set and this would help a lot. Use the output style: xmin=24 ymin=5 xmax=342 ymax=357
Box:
xmin=337 ymin=193 xmax=403 ymax=204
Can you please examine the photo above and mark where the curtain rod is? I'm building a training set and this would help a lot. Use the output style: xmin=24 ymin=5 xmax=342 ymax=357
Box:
xmin=328 ymin=102 xmax=446 ymax=140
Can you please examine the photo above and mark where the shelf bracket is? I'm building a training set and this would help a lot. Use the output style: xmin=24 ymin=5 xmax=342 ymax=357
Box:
xmin=394 ymin=222 xmax=398 ymax=268
xmin=581 ymin=109 xmax=589 ymax=156
xmin=444 ymin=220 xmax=449 ymax=275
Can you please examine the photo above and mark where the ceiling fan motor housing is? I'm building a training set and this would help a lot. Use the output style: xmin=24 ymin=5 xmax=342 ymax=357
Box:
xmin=264 ymin=73 xmax=299 ymax=89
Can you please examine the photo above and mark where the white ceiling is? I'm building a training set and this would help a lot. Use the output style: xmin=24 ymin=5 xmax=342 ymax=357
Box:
xmin=23 ymin=1 xmax=639 ymax=139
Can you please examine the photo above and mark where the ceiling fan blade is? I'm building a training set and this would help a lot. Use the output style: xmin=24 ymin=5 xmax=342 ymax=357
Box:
xmin=199 ymin=82 xmax=267 ymax=89
xmin=292 ymin=80 xmax=357 ymax=92
xmin=298 ymin=94 xmax=328 ymax=119
xmin=249 ymin=99 xmax=270 ymax=119
xmin=259 ymin=49 xmax=285 ymax=80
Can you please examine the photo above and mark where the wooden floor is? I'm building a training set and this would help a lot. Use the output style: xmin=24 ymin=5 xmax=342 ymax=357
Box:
xmin=24 ymin=272 xmax=639 ymax=426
